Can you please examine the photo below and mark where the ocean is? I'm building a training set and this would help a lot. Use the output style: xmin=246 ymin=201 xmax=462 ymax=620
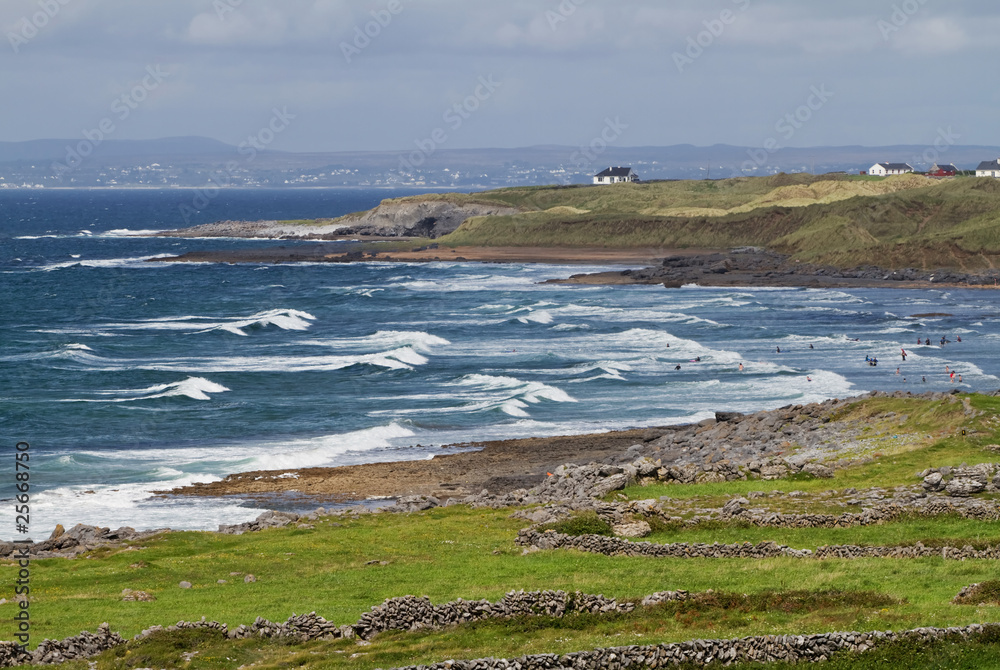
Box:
xmin=2 ymin=187 xmax=999 ymax=540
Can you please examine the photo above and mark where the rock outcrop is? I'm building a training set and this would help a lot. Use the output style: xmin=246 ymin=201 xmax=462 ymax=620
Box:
xmin=334 ymin=199 xmax=520 ymax=238
xmin=154 ymin=200 xmax=521 ymax=240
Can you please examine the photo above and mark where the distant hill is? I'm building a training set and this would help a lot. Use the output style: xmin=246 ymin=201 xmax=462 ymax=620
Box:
xmin=0 ymin=136 xmax=239 ymax=163
xmin=3 ymin=139 xmax=999 ymax=177
xmin=357 ymin=173 xmax=1000 ymax=270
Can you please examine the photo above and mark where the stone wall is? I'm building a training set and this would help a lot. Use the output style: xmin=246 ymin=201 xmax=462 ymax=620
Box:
xmin=517 ymin=529 xmax=1000 ymax=561
xmin=0 ymin=624 xmax=124 ymax=667
xmin=0 ymin=590 xmax=634 ymax=667
xmin=386 ymin=624 xmax=998 ymax=670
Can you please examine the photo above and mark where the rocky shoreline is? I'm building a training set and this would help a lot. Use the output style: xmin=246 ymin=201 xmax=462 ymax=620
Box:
xmin=148 ymin=239 xmax=1000 ymax=291
xmin=9 ymin=389 xmax=998 ymax=562
xmin=161 ymin=390 xmax=986 ymax=505
xmin=5 ymin=390 xmax=1000 ymax=667
xmin=553 ymin=247 xmax=1000 ymax=289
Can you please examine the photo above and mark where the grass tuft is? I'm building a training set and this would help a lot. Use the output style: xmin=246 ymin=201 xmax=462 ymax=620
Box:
xmin=538 ymin=512 xmax=613 ymax=536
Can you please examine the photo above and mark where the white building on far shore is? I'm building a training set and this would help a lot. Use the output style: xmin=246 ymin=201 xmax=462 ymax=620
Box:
xmin=868 ymin=162 xmax=913 ymax=177
xmin=593 ymin=167 xmax=638 ymax=184
xmin=976 ymin=159 xmax=1000 ymax=178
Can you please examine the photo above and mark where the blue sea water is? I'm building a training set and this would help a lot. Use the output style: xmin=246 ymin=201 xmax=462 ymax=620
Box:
xmin=2 ymin=187 xmax=999 ymax=539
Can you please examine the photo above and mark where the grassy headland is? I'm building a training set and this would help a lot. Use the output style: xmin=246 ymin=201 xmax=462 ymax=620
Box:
xmin=6 ymin=393 xmax=1000 ymax=668
xmin=321 ymin=174 xmax=1000 ymax=271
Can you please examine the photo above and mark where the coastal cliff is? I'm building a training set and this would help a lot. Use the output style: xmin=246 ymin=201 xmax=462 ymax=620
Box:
xmin=333 ymin=199 xmax=520 ymax=238
xmin=155 ymin=199 xmax=520 ymax=240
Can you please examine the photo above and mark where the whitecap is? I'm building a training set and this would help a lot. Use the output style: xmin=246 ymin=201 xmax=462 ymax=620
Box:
xmin=62 ymin=376 xmax=230 ymax=402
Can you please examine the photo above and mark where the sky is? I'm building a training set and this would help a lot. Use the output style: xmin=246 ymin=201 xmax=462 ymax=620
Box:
xmin=2 ymin=0 xmax=999 ymax=154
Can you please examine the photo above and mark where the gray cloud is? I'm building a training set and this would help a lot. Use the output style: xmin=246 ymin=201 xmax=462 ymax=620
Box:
xmin=1 ymin=0 xmax=997 ymax=151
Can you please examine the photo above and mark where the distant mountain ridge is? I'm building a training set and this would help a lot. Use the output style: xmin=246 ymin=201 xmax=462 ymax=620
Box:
xmin=3 ymin=137 xmax=999 ymax=188
xmin=2 ymin=137 xmax=999 ymax=172
xmin=0 ymin=136 xmax=238 ymax=163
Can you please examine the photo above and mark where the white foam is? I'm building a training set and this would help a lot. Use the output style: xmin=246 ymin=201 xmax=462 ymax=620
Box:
xmin=1 ymin=478 xmax=264 ymax=539
xmin=299 ymin=330 xmax=450 ymax=353
xmin=102 ymin=229 xmax=164 ymax=237
xmin=94 ymin=309 xmax=317 ymax=337
xmin=516 ymin=310 xmax=554 ymax=324
xmin=454 ymin=373 xmax=577 ymax=403
xmin=372 ymin=374 xmax=578 ymax=419
xmin=247 ymin=422 xmax=417 ymax=471
xmin=37 ymin=254 xmax=175 ymax=271
xmin=62 ymin=377 xmax=230 ymax=403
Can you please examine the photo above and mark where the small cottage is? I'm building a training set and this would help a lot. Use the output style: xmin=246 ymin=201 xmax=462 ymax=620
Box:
xmin=928 ymin=164 xmax=958 ymax=177
xmin=976 ymin=159 xmax=1000 ymax=178
xmin=593 ymin=167 xmax=638 ymax=184
xmin=868 ymin=162 xmax=913 ymax=177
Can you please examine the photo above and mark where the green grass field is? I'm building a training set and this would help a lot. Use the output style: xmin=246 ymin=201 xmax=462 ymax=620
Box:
xmin=6 ymin=393 xmax=1000 ymax=669
xmin=304 ymin=173 xmax=1000 ymax=271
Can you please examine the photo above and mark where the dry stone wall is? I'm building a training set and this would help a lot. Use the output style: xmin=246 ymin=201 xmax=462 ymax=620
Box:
xmin=0 ymin=591 xmax=633 ymax=667
xmin=385 ymin=624 xmax=998 ymax=670
xmin=7 ymin=591 xmax=998 ymax=669
xmin=517 ymin=529 xmax=1000 ymax=561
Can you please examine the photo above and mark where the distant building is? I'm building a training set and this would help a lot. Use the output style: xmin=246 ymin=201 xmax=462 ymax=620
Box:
xmin=868 ymin=162 xmax=914 ymax=177
xmin=976 ymin=159 xmax=1000 ymax=178
xmin=593 ymin=167 xmax=638 ymax=184
xmin=928 ymin=164 xmax=958 ymax=177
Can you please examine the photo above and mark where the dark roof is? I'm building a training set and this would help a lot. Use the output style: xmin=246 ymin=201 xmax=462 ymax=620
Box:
xmin=931 ymin=164 xmax=958 ymax=172
xmin=876 ymin=163 xmax=913 ymax=171
xmin=595 ymin=167 xmax=635 ymax=177
xmin=977 ymin=160 xmax=1000 ymax=171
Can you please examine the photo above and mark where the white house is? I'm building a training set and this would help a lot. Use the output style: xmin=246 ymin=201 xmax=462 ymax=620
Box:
xmin=976 ymin=159 xmax=1000 ymax=178
xmin=593 ymin=167 xmax=638 ymax=184
xmin=868 ymin=162 xmax=914 ymax=177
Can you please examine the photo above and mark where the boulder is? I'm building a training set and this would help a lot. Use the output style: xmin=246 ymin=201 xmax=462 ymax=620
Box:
xmin=946 ymin=478 xmax=986 ymax=497
xmin=923 ymin=472 xmax=944 ymax=491
xmin=802 ymin=463 xmax=834 ymax=479
xmin=759 ymin=465 xmax=789 ymax=480
xmin=612 ymin=521 xmax=652 ymax=538
xmin=722 ymin=497 xmax=749 ymax=515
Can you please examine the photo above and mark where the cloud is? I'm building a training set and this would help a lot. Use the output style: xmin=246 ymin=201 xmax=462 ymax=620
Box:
xmin=184 ymin=6 xmax=290 ymax=46
xmin=887 ymin=17 xmax=969 ymax=55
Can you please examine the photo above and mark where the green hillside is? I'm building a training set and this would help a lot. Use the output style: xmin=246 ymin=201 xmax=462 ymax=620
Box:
xmin=399 ymin=174 xmax=1000 ymax=270
xmin=8 ymin=393 xmax=1000 ymax=669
